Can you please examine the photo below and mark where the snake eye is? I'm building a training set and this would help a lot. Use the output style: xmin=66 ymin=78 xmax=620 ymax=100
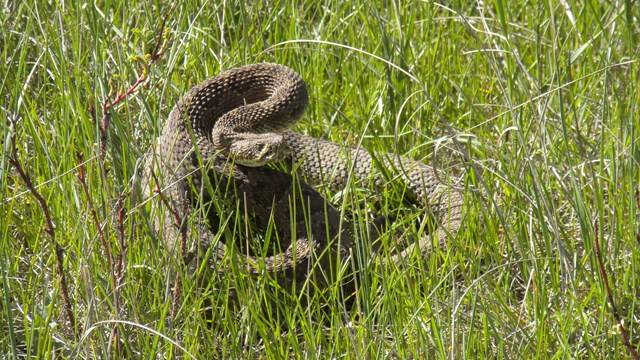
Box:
xmin=256 ymin=143 xmax=271 ymax=156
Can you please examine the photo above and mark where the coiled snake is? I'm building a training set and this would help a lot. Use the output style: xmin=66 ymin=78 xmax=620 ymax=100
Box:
xmin=144 ymin=63 xmax=464 ymax=292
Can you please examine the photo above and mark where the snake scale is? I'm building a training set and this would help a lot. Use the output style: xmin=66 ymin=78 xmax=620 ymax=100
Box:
xmin=144 ymin=63 xmax=464 ymax=293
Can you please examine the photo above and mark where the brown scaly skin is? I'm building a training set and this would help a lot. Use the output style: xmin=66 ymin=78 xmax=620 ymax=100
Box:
xmin=282 ymin=130 xmax=464 ymax=264
xmin=143 ymin=63 xmax=464 ymax=297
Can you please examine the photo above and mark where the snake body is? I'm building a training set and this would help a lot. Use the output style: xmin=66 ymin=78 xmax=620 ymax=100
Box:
xmin=144 ymin=63 xmax=464 ymax=291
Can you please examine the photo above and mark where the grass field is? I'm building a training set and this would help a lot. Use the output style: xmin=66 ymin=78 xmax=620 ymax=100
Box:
xmin=1 ymin=0 xmax=639 ymax=358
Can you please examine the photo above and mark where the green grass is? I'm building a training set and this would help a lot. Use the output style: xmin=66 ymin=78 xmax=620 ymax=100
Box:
xmin=1 ymin=0 xmax=639 ymax=358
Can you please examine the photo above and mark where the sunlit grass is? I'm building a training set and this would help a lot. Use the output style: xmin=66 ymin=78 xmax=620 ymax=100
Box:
xmin=1 ymin=0 xmax=638 ymax=358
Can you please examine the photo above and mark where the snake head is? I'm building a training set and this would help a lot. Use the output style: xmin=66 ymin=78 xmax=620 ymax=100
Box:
xmin=224 ymin=132 xmax=289 ymax=167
